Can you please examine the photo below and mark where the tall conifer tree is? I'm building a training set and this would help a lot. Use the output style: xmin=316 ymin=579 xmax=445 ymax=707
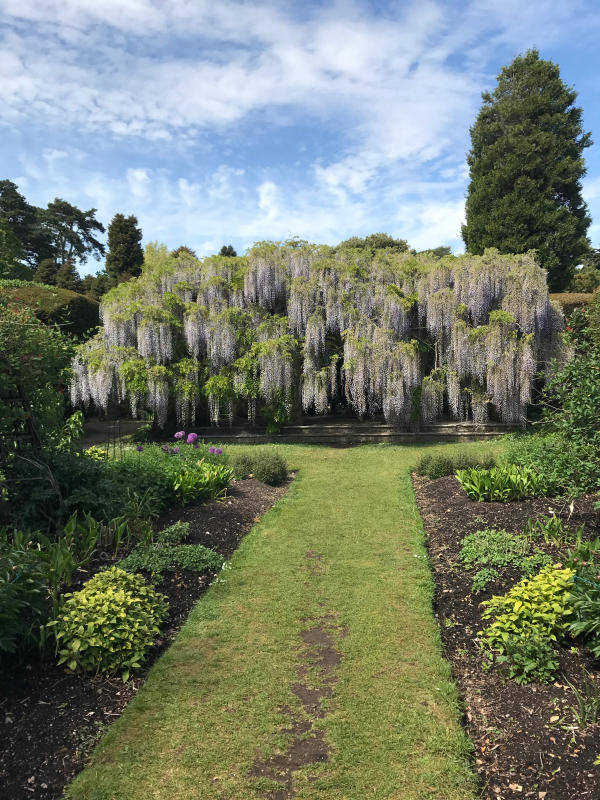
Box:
xmin=105 ymin=213 xmax=144 ymax=284
xmin=462 ymin=49 xmax=592 ymax=291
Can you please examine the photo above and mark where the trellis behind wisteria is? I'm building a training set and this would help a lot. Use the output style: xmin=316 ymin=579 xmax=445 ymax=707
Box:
xmin=71 ymin=241 xmax=566 ymax=428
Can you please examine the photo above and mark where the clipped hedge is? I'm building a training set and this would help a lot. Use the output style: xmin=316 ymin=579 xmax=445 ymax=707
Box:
xmin=0 ymin=280 xmax=99 ymax=339
xmin=549 ymin=292 xmax=594 ymax=317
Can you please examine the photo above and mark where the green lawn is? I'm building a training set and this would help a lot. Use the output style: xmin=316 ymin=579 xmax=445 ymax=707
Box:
xmin=67 ymin=441 xmax=500 ymax=800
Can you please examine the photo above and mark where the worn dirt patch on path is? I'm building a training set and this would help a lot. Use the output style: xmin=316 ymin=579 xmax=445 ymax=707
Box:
xmin=250 ymin=553 xmax=347 ymax=799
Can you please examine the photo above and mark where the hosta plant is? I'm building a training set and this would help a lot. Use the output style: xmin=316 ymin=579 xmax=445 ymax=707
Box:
xmin=456 ymin=464 xmax=543 ymax=502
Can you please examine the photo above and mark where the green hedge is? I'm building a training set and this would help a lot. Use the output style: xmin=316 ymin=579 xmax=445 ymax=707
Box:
xmin=0 ymin=281 xmax=99 ymax=339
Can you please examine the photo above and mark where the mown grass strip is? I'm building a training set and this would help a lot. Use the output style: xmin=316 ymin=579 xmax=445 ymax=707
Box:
xmin=67 ymin=442 xmax=499 ymax=800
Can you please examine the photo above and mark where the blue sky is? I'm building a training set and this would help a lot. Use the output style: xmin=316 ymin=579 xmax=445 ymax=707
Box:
xmin=2 ymin=0 xmax=600 ymax=276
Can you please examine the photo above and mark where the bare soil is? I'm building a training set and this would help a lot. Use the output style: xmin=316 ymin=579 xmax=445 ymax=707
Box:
xmin=414 ymin=473 xmax=600 ymax=800
xmin=250 ymin=552 xmax=347 ymax=799
xmin=0 ymin=477 xmax=291 ymax=800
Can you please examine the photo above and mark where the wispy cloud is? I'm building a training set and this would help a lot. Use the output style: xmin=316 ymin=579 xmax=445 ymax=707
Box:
xmin=1 ymin=0 xmax=599 ymax=269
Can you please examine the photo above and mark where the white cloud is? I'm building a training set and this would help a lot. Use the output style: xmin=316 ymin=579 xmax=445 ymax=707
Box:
xmin=126 ymin=168 xmax=151 ymax=199
xmin=2 ymin=0 xmax=599 ymax=259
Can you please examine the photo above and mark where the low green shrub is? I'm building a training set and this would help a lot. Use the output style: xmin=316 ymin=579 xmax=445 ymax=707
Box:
xmin=480 ymin=565 xmax=575 ymax=658
xmin=471 ymin=567 xmax=499 ymax=593
xmin=50 ymin=567 xmax=168 ymax=681
xmin=252 ymin=451 xmax=288 ymax=486
xmin=505 ymin=433 xmax=600 ymax=498
xmin=156 ymin=521 xmax=190 ymax=545
xmin=230 ymin=452 xmax=255 ymax=480
xmin=118 ymin=543 xmax=223 ymax=575
xmin=415 ymin=451 xmax=495 ymax=479
xmin=456 ymin=464 xmax=543 ymax=502
xmin=498 ymin=631 xmax=558 ymax=685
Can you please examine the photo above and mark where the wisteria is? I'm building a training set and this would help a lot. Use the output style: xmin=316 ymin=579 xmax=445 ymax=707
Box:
xmin=70 ymin=243 xmax=565 ymax=428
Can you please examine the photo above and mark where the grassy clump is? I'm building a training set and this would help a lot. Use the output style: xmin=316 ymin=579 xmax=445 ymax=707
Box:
xmin=229 ymin=449 xmax=288 ymax=485
xmin=416 ymin=451 xmax=495 ymax=479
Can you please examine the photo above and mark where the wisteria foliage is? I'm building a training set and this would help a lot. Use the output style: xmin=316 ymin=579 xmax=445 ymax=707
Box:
xmin=71 ymin=242 xmax=565 ymax=427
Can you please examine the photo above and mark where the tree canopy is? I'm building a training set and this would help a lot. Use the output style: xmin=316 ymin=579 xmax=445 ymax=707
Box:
xmin=42 ymin=199 xmax=105 ymax=267
xmin=462 ymin=49 xmax=592 ymax=292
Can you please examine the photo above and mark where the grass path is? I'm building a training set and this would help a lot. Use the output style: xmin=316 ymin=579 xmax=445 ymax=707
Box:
xmin=68 ymin=444 xmax=488 ymax=800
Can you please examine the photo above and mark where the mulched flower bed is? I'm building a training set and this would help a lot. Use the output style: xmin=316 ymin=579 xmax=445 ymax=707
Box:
xmin=0 ymin=476 xmax=291 ymax=800
xmin=414 ymin=472 xmax=600 ymax=800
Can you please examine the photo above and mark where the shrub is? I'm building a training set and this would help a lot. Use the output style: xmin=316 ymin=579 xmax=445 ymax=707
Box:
xmin=498 ymin=631 xmax=558 ymax=685
xmin=415 ymin=451 xmax=495 ymax=479
xmin=0 ymin=281 xmax=100 ymax=339
xmin=0 ymin=539 xmax=49 ymax=658
xmin=252 ymin=451 xmax=288 ymax=486
xmin=156 ymin=521 xmax=190 ymax=545
xmin=50 ymin=567 xmax=168 ymax=680
xmin=480 ymin=565 xmax=575 ymax=658
xmin=230 ymin=452 xmax=255 ymax=480
xmin=118 ymin=543 xmax=223 ymax=575
xmin=456 ymin=464 xmax=543 ymax=502
xmin=505 ymin=432 xmax=600 ymax=498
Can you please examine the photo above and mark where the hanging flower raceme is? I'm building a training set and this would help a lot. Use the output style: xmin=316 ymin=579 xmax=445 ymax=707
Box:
xmin=69 ymin=241 xmax=565 ymax=429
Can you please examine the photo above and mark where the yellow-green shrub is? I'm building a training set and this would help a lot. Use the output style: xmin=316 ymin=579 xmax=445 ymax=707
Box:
xmin=480 ymin=565 xmax=575 ymax=655
xmin=50 ymin=567 xmax=168 ymax=680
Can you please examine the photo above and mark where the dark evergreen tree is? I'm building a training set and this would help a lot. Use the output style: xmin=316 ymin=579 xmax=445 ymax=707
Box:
xmin=0 ymin=180 xmax=53 ymax=267
xmin=219 ymin=244 xmax=237 ymax=257
xmin=171 ymin=245 xmax=197 ymax=259
xmin=0 ymin=218 xmax=31 ymax=279
xmin=105 ymin=213 xmax=144 ymax=284
xmin=42 ymin=199 xmax=105 ymax=267
xmin=462 ymin=49 xmax=592 ymax=291
xmin=81 ymin=271 xmax=113 ymax=300
xmin=34 ymin=258 xmax=59 ymax=285
xmin=55 ymin=260 xmax=83 ymax=292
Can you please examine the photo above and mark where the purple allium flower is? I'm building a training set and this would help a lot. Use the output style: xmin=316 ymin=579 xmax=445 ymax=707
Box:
xmin=193 ymin=443 xmax=199 ymax=449
xmin=214 ymin=447 xmax=223 ymax=455
xmin=172 ymin=446 xmax=180 ymax=454
xmin=174 ymin=431 xmax=185 ymax=440
xmin=186 ymin=432 xmax=198 ymax=444
xmin=161 ymin=445 xmax=169 ymax=452
xmin=136 ymin=445 xmax=144 ymax=452
xmin=208 ymin=447 xmax=216 ymax=454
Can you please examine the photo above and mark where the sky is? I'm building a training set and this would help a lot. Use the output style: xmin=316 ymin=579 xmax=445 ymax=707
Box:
xmin=2 ymin=0 xmax=600 ymax=276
